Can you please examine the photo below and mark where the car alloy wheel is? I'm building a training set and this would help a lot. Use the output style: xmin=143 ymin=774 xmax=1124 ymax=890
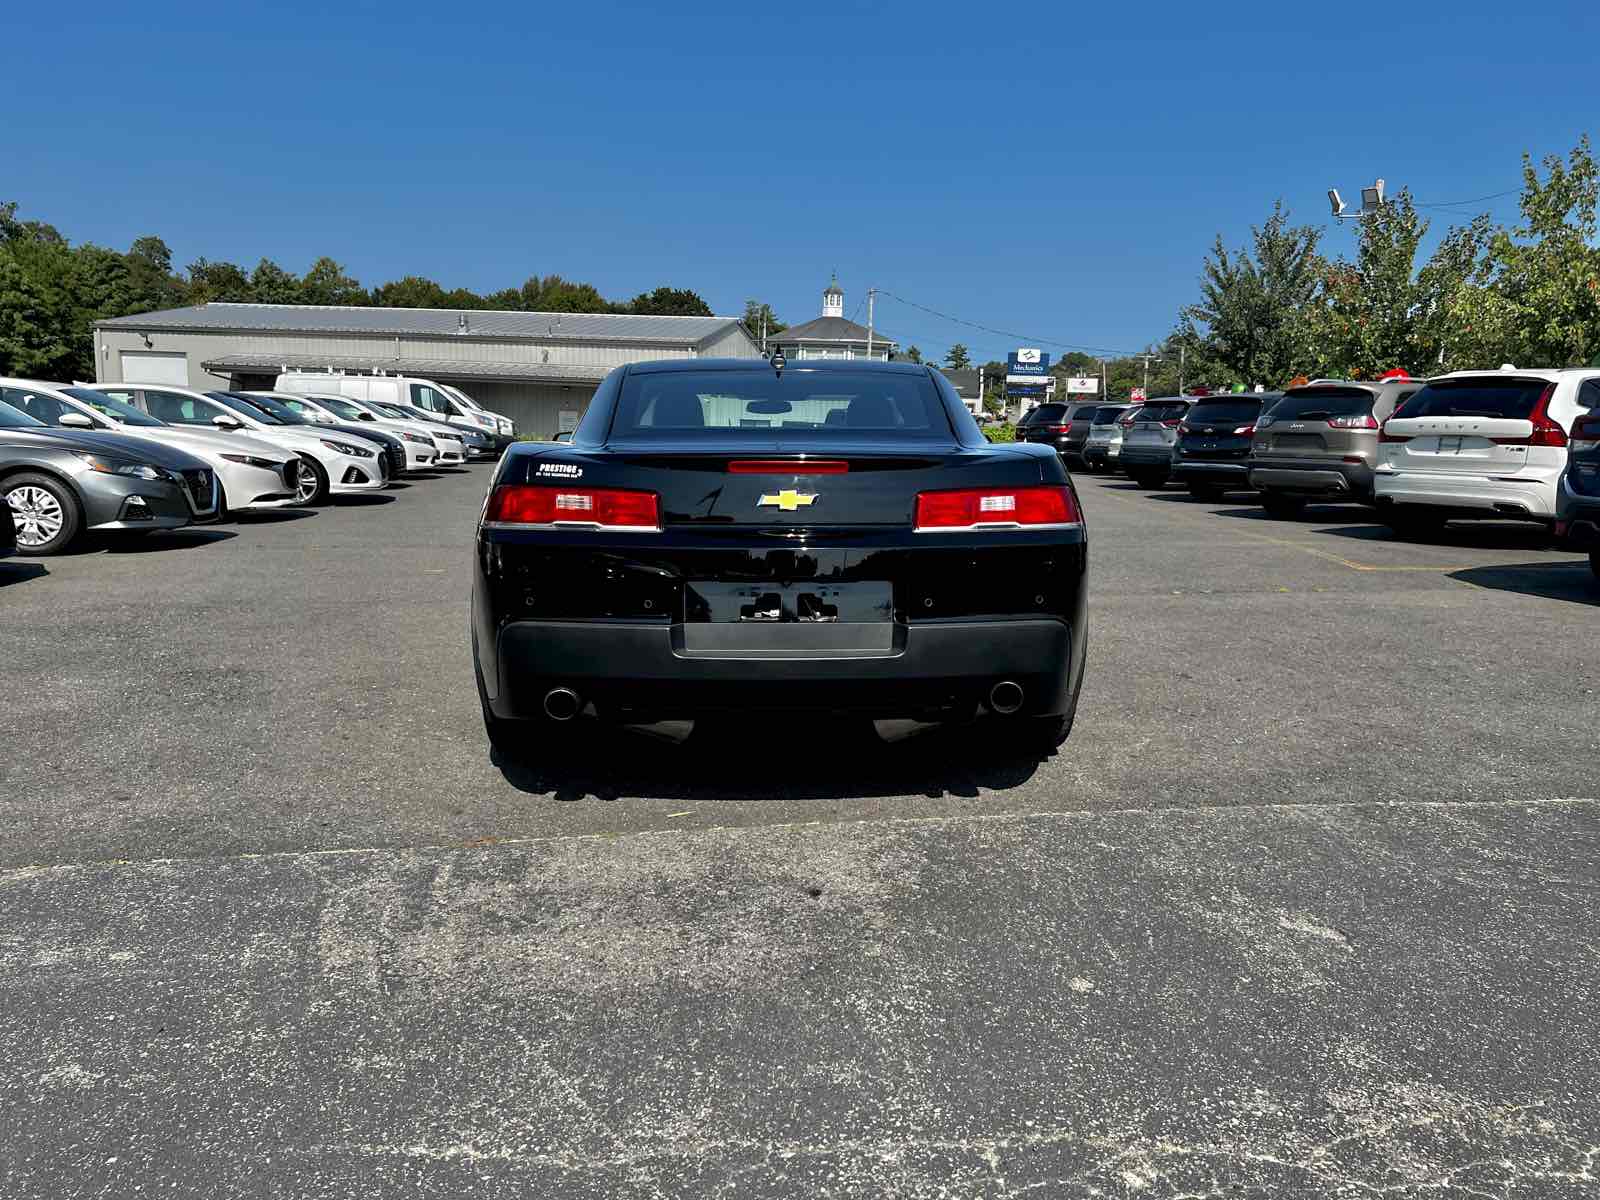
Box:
xmin=293 ymin=459 xmax=319 ymax=504
xmin=7 ymin=485 xmax=64 ymax=548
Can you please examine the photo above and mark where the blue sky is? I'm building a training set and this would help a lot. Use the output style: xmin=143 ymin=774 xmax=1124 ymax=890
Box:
xmin=6 ymin=0 xmax=1597 ymax=364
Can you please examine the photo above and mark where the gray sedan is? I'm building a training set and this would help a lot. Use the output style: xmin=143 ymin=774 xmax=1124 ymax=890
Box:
xmin=0 ymin=400 xmax=218 ymax=555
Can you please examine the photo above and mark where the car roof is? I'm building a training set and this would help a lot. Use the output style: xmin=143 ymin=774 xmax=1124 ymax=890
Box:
xmin=626 ymin=357 xmax=931 ymax=377
xmin=1424 ymin=366 xmax=1600 ymax=383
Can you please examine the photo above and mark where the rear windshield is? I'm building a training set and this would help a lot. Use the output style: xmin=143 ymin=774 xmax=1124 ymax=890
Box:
xmin=1092 ymin=407 xmax=1127 ymax=425
xmin=1186 ymin=400 xmax=1261 ymax=425
xmin=1273 ymin=387 xmax=1376 ymax=420
xmin=1396 ymin=379 xmax=1550 ymax=420
xmin=611 ymin=369 xmax=954 ymax=441
xmin=1067 ymin=402 xmax=1102 ymax=420
xmin=1022 ymin=403 xmax=1068 ymax=424
xmin=1136 ymin=401 xmax=1189 ymax=422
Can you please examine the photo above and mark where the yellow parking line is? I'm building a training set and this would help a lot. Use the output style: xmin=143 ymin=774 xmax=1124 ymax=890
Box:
xmin=1079 ymin=483 xmax=1468 ymax=573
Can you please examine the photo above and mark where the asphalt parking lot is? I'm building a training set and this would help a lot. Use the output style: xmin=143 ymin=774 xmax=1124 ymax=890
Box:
xmin=3 ymin=466 xmax=1597 ymax=1197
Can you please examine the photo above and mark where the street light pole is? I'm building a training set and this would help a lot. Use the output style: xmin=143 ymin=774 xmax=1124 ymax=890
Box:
xmin=865 ymin=288 xmax=875 ymax=360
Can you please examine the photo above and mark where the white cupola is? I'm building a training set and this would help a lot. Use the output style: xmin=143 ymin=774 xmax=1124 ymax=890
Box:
xmin=822 ymin=274 xmax=844 ymax=318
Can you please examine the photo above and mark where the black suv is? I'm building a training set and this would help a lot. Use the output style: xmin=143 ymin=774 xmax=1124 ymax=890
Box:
xmin=1557 ymin=403 xmax=1600 ymax=584
xmin=1171 ymin=394 xmax=1281 ymax=500
xmin=1018 ymin=401 xmax=1101 ymax=461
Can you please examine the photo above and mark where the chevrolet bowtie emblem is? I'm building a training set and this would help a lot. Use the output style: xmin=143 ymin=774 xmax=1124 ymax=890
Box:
xmin=757 ymin=490 xmax=818 ymax=512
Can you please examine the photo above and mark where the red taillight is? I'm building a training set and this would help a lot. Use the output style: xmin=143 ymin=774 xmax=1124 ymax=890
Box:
xmin=1232 ymin=424 xmax=1256 ymax=435
xmin=1328 ymin=414 xmax=1380 ymax=430
xmin=1490 ymin=384 xmax=1566 ymax=447
xmin=486 ymin=484 xmax=660 ymax=530
xmin=914 ymin=485 xmax=1079 ymax=531
xmin=1160 ymin=418 xmax=1183 ymax=428
xmin=727 ymin=459 xmax=849 ymax=474
xmin=1378 ymin=425 xmax=1411 ymax=444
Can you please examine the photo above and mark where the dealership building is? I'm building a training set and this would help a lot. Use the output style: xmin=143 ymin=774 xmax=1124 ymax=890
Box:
xmin=92 ymin=303 xmax=762 ymax=437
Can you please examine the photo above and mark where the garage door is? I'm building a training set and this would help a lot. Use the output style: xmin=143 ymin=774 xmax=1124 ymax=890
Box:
xmin=119 ymin=352 xmax=189 ymax=386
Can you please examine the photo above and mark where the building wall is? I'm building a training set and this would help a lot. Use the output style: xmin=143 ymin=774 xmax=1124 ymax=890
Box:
xmin=93 ymin=322 xmax=760 ymax=439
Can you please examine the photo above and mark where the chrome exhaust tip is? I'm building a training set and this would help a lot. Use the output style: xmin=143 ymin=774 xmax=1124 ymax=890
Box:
xmin=543 ymin=687 xmax=582 ymax=721
xmin=989 ymin=681 xmax=1025 ymax=716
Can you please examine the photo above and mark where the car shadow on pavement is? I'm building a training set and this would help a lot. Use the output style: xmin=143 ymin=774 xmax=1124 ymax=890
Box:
xmin=1449 ymin=561 xmax=1599 ymax=606
xmin=329 ymin=494 xmax=397 ymax=507
xmin=491 ymin=715 xmax=1048 ymax=803
xmin=0 ymin=561 xmax=48 ymax=586
xmin=100 ymin=529 xmax=238 ymax=553
xmin=229 ymin=508 xmax=316 ymax=525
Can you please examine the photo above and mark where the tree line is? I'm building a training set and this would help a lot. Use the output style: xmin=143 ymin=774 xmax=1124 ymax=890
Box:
xmin=0 ymin=200 xmax=717 ymax=381
xmin=1133 ymin=134 xmax=1600 ymax=398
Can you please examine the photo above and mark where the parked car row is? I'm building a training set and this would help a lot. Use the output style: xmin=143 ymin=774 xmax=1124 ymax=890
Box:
xmin=0 ymin=373 xmax=514 ymax=556
xmin=1025 ymin=366 xmax=1600 ymax=583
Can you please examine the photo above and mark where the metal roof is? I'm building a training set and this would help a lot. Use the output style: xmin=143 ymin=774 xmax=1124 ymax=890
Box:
xmin=199 ymin=352 xmax=611 ymax=386
xmin=771 ymin=315 xmax=899 ymax=346
xmin=98 ymin=302 xmax=749 ymax=346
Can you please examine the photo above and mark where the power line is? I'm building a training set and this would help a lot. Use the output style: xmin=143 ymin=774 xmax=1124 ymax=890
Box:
xmin=1414 ymin=188 xmax=1521 ymax=210
xmin=875 ymin=290 xmax=1152 ymax=358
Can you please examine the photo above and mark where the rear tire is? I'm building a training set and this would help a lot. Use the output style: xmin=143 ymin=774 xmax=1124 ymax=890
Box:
xmin=1187 ymin=483 xmax=1226 ymax=502
xmin=476 ymin=661 xmax=554 ymax=764
xmin=4 ymin=472 xmax=82 ymax=556
xmin=1133 ymin=472 xmax=1167 ymax=490
xmin=1261 ymin=493 xmax=1306 ymax=519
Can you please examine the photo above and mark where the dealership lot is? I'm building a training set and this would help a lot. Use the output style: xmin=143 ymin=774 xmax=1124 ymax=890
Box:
xmin=2 ymin=467 xmax=1597 ymax=1196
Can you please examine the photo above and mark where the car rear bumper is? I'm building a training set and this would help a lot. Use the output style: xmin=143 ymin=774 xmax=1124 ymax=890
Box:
xmin=1374 ymin=469 xmax=1558 ymax=519
xmin=1250 ymin=458 xmax=1375 ymax=500
xmin=484 ymin=617 xmax=1078 ymax=721
xmin=1172 ymin=460 xmax=1250 ymax=481
xmin=1118 ymin=445 xmax=1173 ymax=468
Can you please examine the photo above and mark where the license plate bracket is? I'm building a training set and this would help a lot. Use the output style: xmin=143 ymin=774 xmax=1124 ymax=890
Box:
xmin=681 ymin=581 xmax=895 ymax=654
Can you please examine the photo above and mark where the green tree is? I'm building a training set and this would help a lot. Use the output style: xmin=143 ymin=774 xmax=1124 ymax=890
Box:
xmin=249 ymin=258 xmax=302 ymax=305
xmin=1183 ymin=200 xmax=1324 ymax=386
xmin=628 ymin=286 xmax=712 ymax=316
xmin=300 ymin=256 xmax=367 ymax=306
xmin=1457 ymin=135 xmax=1600 ymax=368
xmin=187 ymin=258 xmax=254 ymax=304
xmin=903 ymin=345 xmax=922 ymax=363
xmin=944 ymin=343 xmax=971 ymax=370
xmin=741 ymin=300 xmax=786 ymax=345
xmin=371 ymin=275 xmax=449 ymax=308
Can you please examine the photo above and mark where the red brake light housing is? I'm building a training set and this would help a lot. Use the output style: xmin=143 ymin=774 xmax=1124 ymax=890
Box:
xmin=1327 ymin=414 xmax=1380 ymax=430
xmin=914 ymin=485 xmax=1080 ymax=531
xmin=1232 ymin=424 xmax=1256 ymax=435
xmin=1160 ymin=417 xmax=1184 ymax=428
xmin=1378 ymin=423 xmax=1411 ymax=444
xmin=486 ymin=484 xmax=661 ymax=530
xmin=1526 ymin=384 xmax=1566 ymax=447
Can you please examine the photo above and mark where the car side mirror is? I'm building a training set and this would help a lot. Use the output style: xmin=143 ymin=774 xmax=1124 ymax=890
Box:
xmin=57 ymin=411 xmax=95 ymax=428
xmin=553 ymin=431 xmax=573 ymax=443
xmin=212 ymin=414 xmax=243 ymax=429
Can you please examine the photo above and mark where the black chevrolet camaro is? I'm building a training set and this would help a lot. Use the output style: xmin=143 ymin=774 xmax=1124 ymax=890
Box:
xmin=471 ymin=359 xmax=1088 ymax=756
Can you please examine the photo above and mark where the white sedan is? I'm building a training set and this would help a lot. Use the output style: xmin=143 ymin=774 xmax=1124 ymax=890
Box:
xmin=269 ymin=392 xmax=467 ymax=469
xmin=127 ymin=386 xmax=389 ymax=505
xmin=18 ymin=384 xmax=303 ymax=514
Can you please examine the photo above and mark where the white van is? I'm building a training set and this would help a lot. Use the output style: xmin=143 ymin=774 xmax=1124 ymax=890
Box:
xmin=436 ymin=383 xmax=515 ymax=440
xmin=274 ymin=372 xmax=511 ymax=454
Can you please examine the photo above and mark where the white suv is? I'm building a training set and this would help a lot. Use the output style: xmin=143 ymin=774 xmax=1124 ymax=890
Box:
xmin=1374 ymin=366 xmax=1598 ymax=534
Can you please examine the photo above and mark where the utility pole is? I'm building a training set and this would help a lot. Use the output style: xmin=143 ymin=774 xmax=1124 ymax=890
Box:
xmin=760 ymin=311 xmax=767 ymax=355
xmin=865 ymin=288 xmax=876 ymax=359
xmin=1100 ymin=358 xmax=1107 ymax=400
xmin=1179 ymin=344 xmax=1186 ymax=395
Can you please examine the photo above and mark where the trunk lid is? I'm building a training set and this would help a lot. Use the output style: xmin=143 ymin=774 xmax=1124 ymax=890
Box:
xmin=1381 ymin=377 xmax=1555 ymax=478
xmin=522 ymin=442 xmax=1049 ymax=528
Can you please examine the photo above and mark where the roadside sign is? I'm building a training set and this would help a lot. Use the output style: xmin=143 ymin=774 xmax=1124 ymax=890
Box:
xmin=1065 ymin=377 xmax=1099 ymax=394
xmin=1130 ymin=386 xmax=1147 ymax=402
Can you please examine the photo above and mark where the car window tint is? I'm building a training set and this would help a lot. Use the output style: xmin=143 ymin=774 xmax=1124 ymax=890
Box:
xmin=1136 ymin=402 xmax=1189 ymax=422
xmin=1401 ymin=379 xmax=1550 ymax=420
xmin=612 ymin=370 xmax=954 ymax=441
xmin=1091 ymin=407 xmax=1125 ymax=425
xmin=145 ymin=391 xmax=214 ymax=424
xmin=0 ymin=391 xmax=51 ymax=426
xmin=1022 ymin=403 xmax=1067 ymax=425
xmin=2 ymin=389 xmax=79 ymax=425
xmin=1579 ymin=380 xmax=1600 ymax=410
xmin=1274 ymin=388 xmax=1376 ymax=419
xmin=1186 ymin=401 xmax=1261 ymax=424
